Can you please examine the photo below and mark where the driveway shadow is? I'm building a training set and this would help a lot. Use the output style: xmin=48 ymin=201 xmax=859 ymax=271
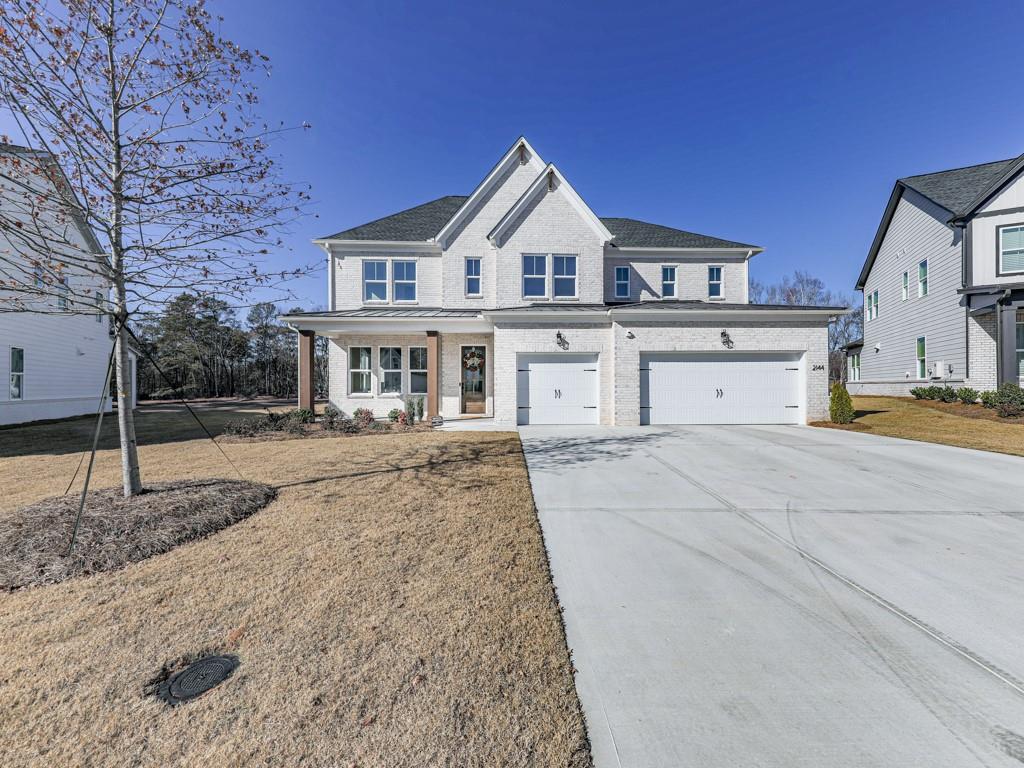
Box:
xmin=520 ymin=430 xmax=671 ymax=471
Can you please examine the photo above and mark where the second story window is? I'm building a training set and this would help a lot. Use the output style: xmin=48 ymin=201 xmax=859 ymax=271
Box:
xmin=614 ymin=266 xmax=630 ymax=299
xmin=866 ymin=290 xmax=878 ymax=321
xmin=917 ymin=260 xmax=928 ymax=297
xmin=57 ymin=277 xmax=69 ymax=311
xmin=553 ymin=255 xmax=577 ymax=299
xmin=522 ymin=254 xmax=547 ymax=299
xmin=95 ymin=290 xmax=104 ymax=323
xmin=662 ymin=266 xmax=676 ymax=298
xmin=901 ymin=271 xmax=908 ymax=301
xmin=465 ymin=258 xmax=481 ymax=297
xmin=708 ymin=266 xmax=723 ymax=299
xmin=10 ymin=347 xmax=24 ymax=400
xmin=363 ymin=260 xmax=387 ymax=302
xmin=1001 ymin=225 xmax=1024 ymax=275
xmin=393 ymin=260 xmax=417 ymax=302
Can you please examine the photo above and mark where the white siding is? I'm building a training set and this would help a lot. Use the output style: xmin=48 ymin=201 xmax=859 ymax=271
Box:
xmin=859 ymin=189 xmax=966 ymax=388
xmin=971 ymin=170 xmax=1024 ymax=285
xmin=604 ymin=254 xmax=747 ymax=303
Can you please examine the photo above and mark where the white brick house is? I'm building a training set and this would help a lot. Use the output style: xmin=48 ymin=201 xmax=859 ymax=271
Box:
xmin=284 ymin=138 xmax=841 ymax=426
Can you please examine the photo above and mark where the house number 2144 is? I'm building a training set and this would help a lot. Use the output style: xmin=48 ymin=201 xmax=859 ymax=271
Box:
xmin=812 ymin=364 xmax=825 ymax=371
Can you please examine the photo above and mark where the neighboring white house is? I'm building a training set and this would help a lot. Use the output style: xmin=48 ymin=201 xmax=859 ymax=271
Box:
xmin=848 ymin=152 xmax=1024 ymax=395
xmin=0 ymin=143 xmax=134 ymax=426
xmin=284 ymin=137 xmax=842 ymax=426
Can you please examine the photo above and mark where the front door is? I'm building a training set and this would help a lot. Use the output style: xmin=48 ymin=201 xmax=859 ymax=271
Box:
xmin=461 ymin=346 xmax=486 ymax=414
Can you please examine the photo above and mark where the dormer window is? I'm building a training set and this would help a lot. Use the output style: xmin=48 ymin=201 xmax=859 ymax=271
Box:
xmin=393 ymin=260 xmax=417 ymax=302
xmin=363 ymin=260 xmax=387 ymax=302
xmin=708 ymin=266 xmax=723 ymax=300
xmin=999 ymin=225 xmax=1024 ymax=275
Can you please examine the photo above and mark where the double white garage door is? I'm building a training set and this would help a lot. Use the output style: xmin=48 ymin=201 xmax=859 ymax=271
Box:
xmin=517 ymin=352 xmax=802 ymax=425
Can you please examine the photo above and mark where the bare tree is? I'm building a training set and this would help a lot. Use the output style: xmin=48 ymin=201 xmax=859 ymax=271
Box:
xmin=0 ymin=0 xmax=311 ymax=495
xmin=749 ymin=270 xmax=862 ymax=382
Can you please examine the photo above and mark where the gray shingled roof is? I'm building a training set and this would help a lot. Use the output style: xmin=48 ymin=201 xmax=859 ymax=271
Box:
xmin=320 ymin=196 xmax=757 ymax=249
xmin=282 ymin=307 xmax=481 ymax=318
xmin=320 ymin=196 xmax=468 ymax=241
xmin=900 ymin=158 xmax=1017 ymax=215
xmin=611 ymin=300 xmax=845 ymax=311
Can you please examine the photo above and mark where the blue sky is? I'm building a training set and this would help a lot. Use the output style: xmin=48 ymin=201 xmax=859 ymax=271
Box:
xmin=12 ymin=0 xmax=1024 ymax=311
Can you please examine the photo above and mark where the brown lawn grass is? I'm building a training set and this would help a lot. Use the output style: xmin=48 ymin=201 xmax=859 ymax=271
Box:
xmin=814 ymin=395 xmax=1024 ymax=457
xmin=0 ymin=404 xmax=591 ymax=767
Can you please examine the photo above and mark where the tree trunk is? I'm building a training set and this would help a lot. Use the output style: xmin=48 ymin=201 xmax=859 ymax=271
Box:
xmin=115 ymin=315 xmax=143 ymax=496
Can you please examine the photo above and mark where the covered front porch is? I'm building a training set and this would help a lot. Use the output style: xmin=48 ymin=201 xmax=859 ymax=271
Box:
xmin=283 ymin=309 xmax=494 ymax=422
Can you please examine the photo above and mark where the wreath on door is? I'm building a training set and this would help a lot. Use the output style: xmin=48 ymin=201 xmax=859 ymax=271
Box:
xmin=463 ymin=349 xmax=484 ymax=372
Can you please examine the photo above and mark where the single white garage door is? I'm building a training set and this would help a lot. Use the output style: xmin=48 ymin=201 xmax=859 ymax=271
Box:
xmin=517 ymin=354 xmax=599 ymax=425
xmin=640 ymin=352 xmax=802 ymax=425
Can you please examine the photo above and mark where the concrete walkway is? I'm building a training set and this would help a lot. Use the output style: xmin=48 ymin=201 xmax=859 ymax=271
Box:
xmin=520 ymin=425 xmax=1024 ymax=768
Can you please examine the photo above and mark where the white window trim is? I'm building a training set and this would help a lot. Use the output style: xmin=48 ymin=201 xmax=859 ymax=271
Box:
xmin=916 ymin=336 xmax=927 ymax=379
xmin=409 ymin=346 xmax=428 ymax=395
xmin=614 ymin=265 xmax=630 ymax=299
xmin=348 ymin=345 xmax=373 ymax=396
xmin=708 ymin=265 xmax=724 ymax=301
xmin=901 ymin=271 xmax=909 ymax=301
xmin=850 ymin=352 xmax=860 ymax=382
xmin=552 ymin=254 xmax=578 ymax=300
xmin=56 ymin=277 xmax=69 ymax=311
xmin=392 ymin=259 xmax=418 ymax=304
xmin=379 ymin=346 xmax=403 ymax=395
xmin=999 ymin=224 xmax=1024 ymax=275
xmin=661 ymin=264 xmax=677 ymax=299
xmin=10 ymin=346 xmax=24 ymax=400
xmin=362 ymin=260 xmax=388 ymax=304
xmin=522 ymin=253 xmax=549 ymax=301
xmin=95 ymin=290 xmax=104 ymax=323
xmin=917 ymin=259 xmax=928 ymax=298
xmin=866 ymin=289 xmax=879 ymax=321
xmin=465 ymin=257 xmax=482 ymax=298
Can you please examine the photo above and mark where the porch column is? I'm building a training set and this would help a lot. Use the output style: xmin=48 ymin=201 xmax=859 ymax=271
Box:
xmin=298 ymin=329 xmax=315 ymax=411
xmin=426 ymin=330 xmax=440 ymax=419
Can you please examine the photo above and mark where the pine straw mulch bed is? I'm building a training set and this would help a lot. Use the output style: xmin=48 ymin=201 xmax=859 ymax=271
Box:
xmin=218 ymin=421 xmax=433 ymax=443
xmin=910 ymin=397 xmax=1024 ymax=424
xmin=0 ymin=480 xmax=276 ymax=590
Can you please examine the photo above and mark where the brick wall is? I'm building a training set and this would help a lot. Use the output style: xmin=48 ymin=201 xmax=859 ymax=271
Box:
xmin=966 ymin=312 xmax=997 ymax=391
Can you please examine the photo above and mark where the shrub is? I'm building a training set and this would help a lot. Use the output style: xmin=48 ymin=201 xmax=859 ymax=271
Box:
xmin=387 ymin=408 xmax=401 ymax=422
xmin=980 ymin=390 xmax=999 ymax=409
xmin=414 ymin=397 xmax=424 ymax=420
xmin=406 ymin=406 xmax=416 ymax=426
xmin=352 ymin=408 xmax=375 ymax=427
xmin=997 ymin=401 xmax=1023 ymax=418
xmin=335 ymin=418 xmax=360 ymax=434
xmin=290 ymin=408 xmax=315 ymax=424
xmin=397 ymin=410 xmax=409 ymax=426
xmin=368 ymin=420 xmax=390 ymax=432
xmin=955 ymin=387 xmax=980 ymax=405
xmin=321 ymin=405 xmax=342 ymax=430
xmin=222 ymin=416 xmax=273 ymax=437
xmin=937 ymin=386 xmax=959 ymax=403
xmin=829 ymin=383 xmax=855 ymax=424
xmin=909 ymin=387 xmax=928 ymax=400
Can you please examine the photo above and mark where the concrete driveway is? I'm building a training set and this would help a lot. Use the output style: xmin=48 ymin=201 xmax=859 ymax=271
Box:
xmin=519 ymin=425 xmax=1024 ymax=768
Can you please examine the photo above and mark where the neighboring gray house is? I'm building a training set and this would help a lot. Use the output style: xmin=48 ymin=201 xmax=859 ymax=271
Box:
xmin=848 ymin=153 xmax=1024 ymax=395
xmin=284 ymin=137 xmax=842 ymax=426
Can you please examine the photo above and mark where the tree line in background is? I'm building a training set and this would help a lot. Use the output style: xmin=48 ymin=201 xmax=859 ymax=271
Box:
xmin=133 ymin=294 xmax=327 ymax=401
xmin=750 ymin=271 xmax=863 ymax=383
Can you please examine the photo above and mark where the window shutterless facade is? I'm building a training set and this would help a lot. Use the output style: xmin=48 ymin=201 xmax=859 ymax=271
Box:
xmin=10 ymin=347 xmax=24 ymax=400
xmin=708 ymin=266 xmax=723 ymax=299
xmin=662 ymin=266 xmax=676 ymax=298
xmin=349 ymin=346 xmax=371 ymax=393
xmin=410 ymin=347 xmax=428 ymax=394
xmin=866 ymin=290 xmax=878 ymax=321
xmin=901 ymin=271 xmax=908 ymax=301
xmin=614 ymin=266 xmax=630 ymax=299
xmin=95 ymin=290 xmax=104 ymax=322
xmin=850 ymin=352 xmax=860 ymax=382
xmin=465 ymin=258 xmax=481 ymax=297
xmin=553 ymin=255 xmax=577 ymax=298
xmin=363 ymin=261 xmax=387 ymax=302
xmin=917 ymin=260 xmax=928 ymax=297
xmin=380 ymin=347 xmax=402 ymax=393
xmin=916 ymin=336 xmax=927 ymax=379
xmin=999 ymin=224 xmax=1024 ymax=275
xmin=522 ymin=254 xmax=547 ymax=298
xmin=57 ymin=278 xmax=69 ymax=311
xmin=1016 ymin=319 xmax=1024 ymax=380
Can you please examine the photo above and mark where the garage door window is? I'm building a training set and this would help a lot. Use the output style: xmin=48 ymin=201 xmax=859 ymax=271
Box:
xmin=662 ymin=266 xmax=676 ymax=298
xmin=708 ymin=266 xmax=723 ymax=299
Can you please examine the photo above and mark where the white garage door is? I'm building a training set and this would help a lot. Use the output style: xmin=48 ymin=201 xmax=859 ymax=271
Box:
xmin=517 ymin=354 xmax=599 ymax=425
xmin=640 ymin=352 xmax=802 ymax=425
